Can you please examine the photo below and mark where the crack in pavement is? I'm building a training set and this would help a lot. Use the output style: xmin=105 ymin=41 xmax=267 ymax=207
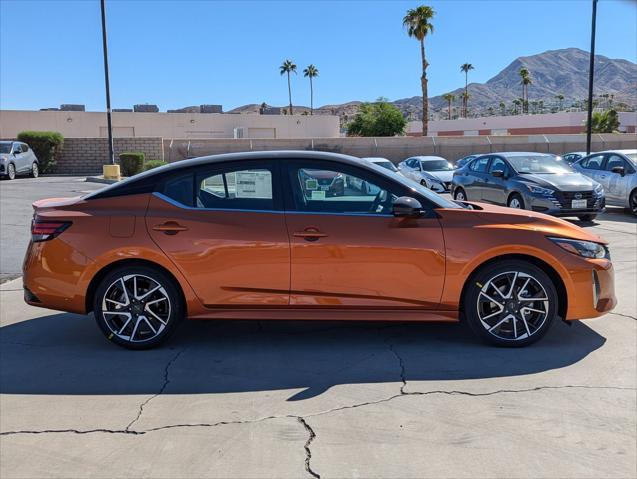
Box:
xmin=125 ymin=348 xmax=186 ymax=432
xmin=297 ymin=417 xmax=320 ymax=479
xmin=385 ymin=337 xmax=407 ymax=394
xmin=608 ymin=311 xmax=637 ymax=321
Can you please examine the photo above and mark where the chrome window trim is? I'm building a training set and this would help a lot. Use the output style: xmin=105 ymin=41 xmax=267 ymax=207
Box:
xmin=153 ymin=192 xmax=395 ymax=218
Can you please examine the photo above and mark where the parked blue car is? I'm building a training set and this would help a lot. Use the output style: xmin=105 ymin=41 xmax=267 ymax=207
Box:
xmin=451 ymin=152 xmax=605 ymax=221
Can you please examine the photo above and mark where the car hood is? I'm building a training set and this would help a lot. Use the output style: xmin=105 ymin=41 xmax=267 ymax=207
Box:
xmin=425 ymin=170 xmax=454 ymax=182
xmin=437 ymin=201 xmax=607 ymax=244
xmin=517 ymin=172 xmax=597 ymax=191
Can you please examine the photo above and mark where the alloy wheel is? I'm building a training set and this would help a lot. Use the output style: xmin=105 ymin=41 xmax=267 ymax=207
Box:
xmin=31 ymin=163 xmax=39 ymax=178
xmin=7 ymin=163 xmax=15 ymax=180
xmin=455 ymin=190 xmax=466 ymax=201
xmin=101 ymin=274 xmax=171 ymax=343
xmin=476 ymin=271 xmax=549 ymax=342
xmin=631 ymin=192 xmax=637 ymax=216
xmin=509 ymin=198 xmax=522 ymax=208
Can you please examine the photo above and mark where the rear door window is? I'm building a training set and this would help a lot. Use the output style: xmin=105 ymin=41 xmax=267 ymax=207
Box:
xmin=580 ymin=154 xmax=605 ymax=170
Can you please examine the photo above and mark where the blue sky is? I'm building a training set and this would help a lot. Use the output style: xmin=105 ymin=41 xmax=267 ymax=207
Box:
xmin=1 ymin=0 xmax=635 ymax=111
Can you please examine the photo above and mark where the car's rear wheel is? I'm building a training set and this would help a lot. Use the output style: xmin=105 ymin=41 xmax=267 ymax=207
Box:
xmin=454 ymin=188 xmax=467 ymax=201
xmin=93 ymin=265 xmax=184 ymax=349
xmin=6 ymin=163 xmax=16 ymax=180
xmin=463 ymin=260 xmax=557 ymax=347
xmin=31 ymin=162 xmax=39 ymax=178
xmin=577 ymin=214 xmax=597 ymax=222
xmin=507 ymin=193 xmax=524 ymax=209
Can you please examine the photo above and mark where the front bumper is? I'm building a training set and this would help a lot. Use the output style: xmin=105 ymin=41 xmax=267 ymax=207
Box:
xmin=527 ymin=192 xmax=605 ymax=216
xmin=565 ymin=258 xmax=616 ymax=320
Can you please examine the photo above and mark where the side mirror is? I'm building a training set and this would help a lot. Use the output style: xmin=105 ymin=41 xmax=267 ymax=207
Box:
xmin=492 ymin=170 xmax=505 ymax=178
xmin=611 ymin=166 xmax=625 ymax=177
xmin=392 ymin=196 xmax=423 ymax=218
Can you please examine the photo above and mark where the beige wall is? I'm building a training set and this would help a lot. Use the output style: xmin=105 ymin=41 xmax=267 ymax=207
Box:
xmin=408 ymin=111 xmax=637 ymax=136
xmin=0 ymin=110 xmax=340 ymax=139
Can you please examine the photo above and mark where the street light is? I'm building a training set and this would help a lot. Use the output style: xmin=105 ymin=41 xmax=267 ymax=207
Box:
xmin=100 ymin=0 xmax=117 ymax=177
xmin=585 ymin=0 xmax=598 ymax=155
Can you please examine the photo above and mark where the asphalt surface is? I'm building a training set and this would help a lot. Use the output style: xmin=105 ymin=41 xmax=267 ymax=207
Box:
xmin=0 ymin=176 xmax=102 ymax=282
xmin=0 ymin=177 xmax=635 ymax=478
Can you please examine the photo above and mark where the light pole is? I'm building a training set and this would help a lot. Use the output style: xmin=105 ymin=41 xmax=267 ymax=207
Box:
xmin=100 ymin=0 xmax=115 ymax=166
xmin=585 ymin=0 xmax=598 ymax=155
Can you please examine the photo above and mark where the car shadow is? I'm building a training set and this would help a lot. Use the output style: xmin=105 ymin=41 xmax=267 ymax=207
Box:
xmin=0 ymin=313 xmax=606 ymax=401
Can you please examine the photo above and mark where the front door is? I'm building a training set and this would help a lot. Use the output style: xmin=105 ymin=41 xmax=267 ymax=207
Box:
xmin=283 ymin=160 xmax=446 ymax=309
xmin=482 ymin=156 xmax=509 ymax=205
xmin=146 ymin=160 xmax=290 ymax=307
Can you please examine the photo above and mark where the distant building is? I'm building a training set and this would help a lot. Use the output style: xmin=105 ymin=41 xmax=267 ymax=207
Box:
xmin=133 ymin=104 xmax=159 ymax=113
xmin=113 ymin=108 xmax=133 ymax=112
xmin=60 ymin=104 xmax=85 ymax=112
xmin=262 ymin=107 xmax=281 ymax=115
xmin=407 ymin=111 xmax=637 ymax=136
xmin=0 ymin=109 xmax=340 ymax=139
xmin=200 ymin=104 xmax=223 ymax=114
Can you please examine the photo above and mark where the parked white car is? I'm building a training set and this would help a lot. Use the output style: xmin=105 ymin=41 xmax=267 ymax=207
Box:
xmin=572 ymin=149 xmax=637 ymax=216
xmin=0 ymin=141 xmax=39 ymax=180
xmin=349 ymin=157 xmax=403 ymax=194
xmin=397 ymin=156 xmax=454 ymax=192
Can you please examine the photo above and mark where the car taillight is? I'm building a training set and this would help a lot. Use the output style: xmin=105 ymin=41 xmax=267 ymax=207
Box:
xmin=31 ymin=219 xmax=71 ymax=242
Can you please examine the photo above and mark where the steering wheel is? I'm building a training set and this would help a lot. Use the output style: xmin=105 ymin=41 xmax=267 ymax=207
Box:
xmin=368 ymin=190 xmax=385 ymax=214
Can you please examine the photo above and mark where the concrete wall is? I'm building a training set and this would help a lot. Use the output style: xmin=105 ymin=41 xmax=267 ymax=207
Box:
xmin=0 ymin=110 xmax=340 ymax=139
xmin=407 ymin=111 xmax=637 ymax=136
xmin=55 ymin=137 xmax=163 ymax=175
xmin=49 ymin=133 xmax=637 ymax=174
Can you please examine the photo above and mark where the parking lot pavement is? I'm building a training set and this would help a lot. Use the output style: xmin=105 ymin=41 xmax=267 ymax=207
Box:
xmin=0 ymin=185 xmax=635 ymax=477
xmin=0 ymin=177 xmax=102 ymax=283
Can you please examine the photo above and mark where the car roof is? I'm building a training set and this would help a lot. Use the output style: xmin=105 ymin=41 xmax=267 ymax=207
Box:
xmin=408 ymin=156 xmax=447 ymax=161
xmin=363 ymin=157 xmax=392 ymax=162
xmin=595 ymin=149 xmax=637 ymax=155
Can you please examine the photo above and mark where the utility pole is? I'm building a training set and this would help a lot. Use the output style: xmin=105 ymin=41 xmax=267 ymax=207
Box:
xmin=100 ymin=0 xmax=115 ymax=165
xmin=585 ymin=0 xmax=598 ymax=155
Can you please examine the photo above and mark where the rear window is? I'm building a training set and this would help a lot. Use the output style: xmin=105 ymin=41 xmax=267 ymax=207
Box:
xmin=469 ymin=157 xmax=489 ymax=173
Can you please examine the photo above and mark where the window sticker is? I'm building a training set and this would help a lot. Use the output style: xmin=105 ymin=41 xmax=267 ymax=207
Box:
xmin=305 ymin=179 xmax=318 ymax=190
xmin=235 ymin=171 xmax=272 ymax=198
xmin=311 ymin=190 xmax=326 ymax=200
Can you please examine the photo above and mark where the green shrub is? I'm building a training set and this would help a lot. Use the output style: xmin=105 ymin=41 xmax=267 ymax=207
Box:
xmin=144 ymin=159 xmax=168 ymax=171
xmin=118 ymin=152 xmax=145 ymax=177
xmin=16 ymin=131 xmax=64 ymax=173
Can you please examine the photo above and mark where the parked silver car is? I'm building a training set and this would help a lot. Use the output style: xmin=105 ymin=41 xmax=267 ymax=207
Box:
xmin=0 ymin=141 xmax=39 ymax=179
xmin=397 ymin=156 xmax=454 ymax=192
xmin=572 ymin=149 xmax=637 ymax=216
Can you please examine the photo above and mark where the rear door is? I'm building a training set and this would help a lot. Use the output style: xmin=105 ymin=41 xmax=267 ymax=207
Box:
xmin=603 ymin=154 xmax=632 ymax=202
xmin=146 ymin=160 xmax=290 ymax=307
xmin=282 ymin=159 xmax=445 ymax=309
xmin=464 ymin=156 xmax=491 ymax=200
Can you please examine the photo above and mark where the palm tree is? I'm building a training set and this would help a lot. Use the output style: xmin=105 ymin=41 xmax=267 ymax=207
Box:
xmin=460 ymin=91 xmax=470 ymax=117
xmin=554 ymin=94 xmax=564 ymax=111
xmin=512 ymin=99 xmax=521 ymax=115
xmin=460 ymin=63 xmax=474 ymax=117
xmin=442 ymin=93 xmax=455 ymax=120
xmin=303 ymin=64 xmax=319 ymax=115
xmin=519 ymin=68 xmax=532 ymax=113
xmin=279 ymin=59 xmax=297 ymax=115
xmin=499 ymin=101 xmax=506 ymax=116
xmin=403 ymin=5 xmax=435 ymax=136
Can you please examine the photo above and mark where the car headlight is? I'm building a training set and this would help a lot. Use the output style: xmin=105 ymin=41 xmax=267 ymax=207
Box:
xmin=594 ymin=183 xmax=604 ymax=196
xmin=523 ymin=183 xmax=554 ymax=196
xmin=548 ymin=237 xmax=610 ymax=260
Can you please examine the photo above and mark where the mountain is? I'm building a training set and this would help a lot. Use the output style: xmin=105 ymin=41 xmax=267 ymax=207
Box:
xmin=228 ymin=48 xmax=636 ymax=120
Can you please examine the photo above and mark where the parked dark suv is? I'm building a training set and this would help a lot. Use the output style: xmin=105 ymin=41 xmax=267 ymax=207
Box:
xmin=451 ymin=152 xmax=605 ymax=221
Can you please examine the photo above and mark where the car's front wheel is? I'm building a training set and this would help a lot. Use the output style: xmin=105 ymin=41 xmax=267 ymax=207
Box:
xmin=630 ymin=189 xmax=637 ymax=217
xmin=93 ymin=265 xmax=184 ymax=349
xmin=577 ymin=214 xmax=597 ymax=222
xmin=463 ymin=260 xmax=557 ymax=347
xmin=6 ymin=163 xmax=16 ymax=180
xmin=507 ymin=193 xmax=525 ymax=209
xmin=31 ymin=162 xmax=39 ymax=178
xmin=454 ymin=188 xmax=467 ymax=201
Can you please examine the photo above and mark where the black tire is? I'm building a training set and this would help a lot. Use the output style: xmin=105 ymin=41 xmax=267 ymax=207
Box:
xmin=6 ymin=163 xmax=16 ymax=180
xmin=463 ymin=260 xmax=557 ymax=347
xmin=31 ymin=162 xmax=39 ymax=178
xmin=630 ymin=189 xmax=637 ymax=217
xmin=454 ymin=188 xmax=467 ymax=201
xmin=507 ymin=193 xmax=525 ymax=209
xmin=93 ymin=265 xmax=184 ymax=349
xmin=577 ymin=214 xmax=597 ymax=222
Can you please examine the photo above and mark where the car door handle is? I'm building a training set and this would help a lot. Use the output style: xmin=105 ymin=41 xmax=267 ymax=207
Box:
xmin=600 ymin=175 xmax=607 ymax=179
xmin=153 ymin=221 xmax=188 ymax=235
xmin=293 ymin=227 xmax=328 ymax=242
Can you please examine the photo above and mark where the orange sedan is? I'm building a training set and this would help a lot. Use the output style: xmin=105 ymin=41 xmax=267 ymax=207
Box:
xmin=22 ymin=151 xmax=616 ymax=349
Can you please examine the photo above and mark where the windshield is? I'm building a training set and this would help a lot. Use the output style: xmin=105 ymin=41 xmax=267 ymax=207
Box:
xmin=0 ymin=143 xmax=11 ymax=154
xmin=507 ymin=155 xmax=574 ymax=174
xmin=421 ymin=159 xmax=453 ymax=171
xmin=374 ymin=160 xmax=398 ymax=172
